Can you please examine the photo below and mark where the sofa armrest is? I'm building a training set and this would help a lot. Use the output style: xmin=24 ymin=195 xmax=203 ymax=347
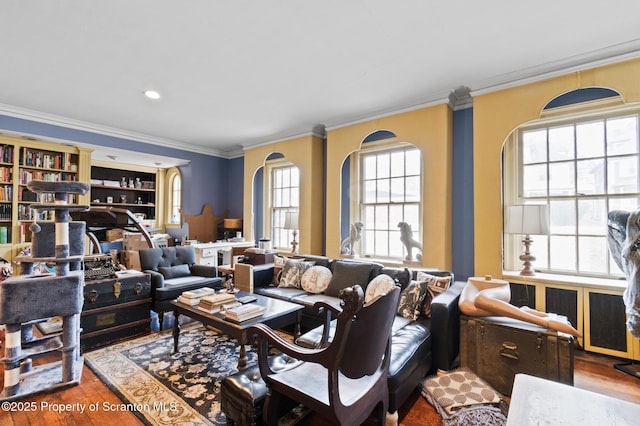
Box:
xmin=191 ymin=264 xmax=217 ymax=278
xmin=429 ymin=280 xmax=465 ymax=372
xmin=252 ymin=263 xmax=275 ymax=288
xmin=144 ymin=270 xmax=165 ymax=290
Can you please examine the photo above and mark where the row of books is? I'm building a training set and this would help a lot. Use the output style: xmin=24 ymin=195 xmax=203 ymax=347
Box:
xmin=177 ymin=287 xmax=265 ymax=321
xmin=20 ymin=150 xmax=77 ymax=171
xmin=0 ymin=145 xmax=14 ymax=164
xmin=18 ymin=169 xmax=77 ymax=185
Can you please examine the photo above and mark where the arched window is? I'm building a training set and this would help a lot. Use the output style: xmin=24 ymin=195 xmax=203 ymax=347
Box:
xmin=503 ymin=89 xmax=637 ymax=278
xmin=165 ymin=167 xmax=182 ymax=226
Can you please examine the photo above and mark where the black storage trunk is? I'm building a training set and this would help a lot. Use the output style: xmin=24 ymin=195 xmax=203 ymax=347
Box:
xmin=81 ymin=273 xmax=151 ymax=351
xmin=460 ymin=315 xmax=574 ymax=396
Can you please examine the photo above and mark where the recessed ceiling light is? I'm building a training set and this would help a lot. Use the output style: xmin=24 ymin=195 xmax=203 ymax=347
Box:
xmin=143 ymin=90 xmax=161 ymax=100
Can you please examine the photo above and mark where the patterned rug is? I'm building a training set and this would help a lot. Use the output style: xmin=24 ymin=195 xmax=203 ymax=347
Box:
xmin=84 ymin=323 xmax=306 ymax=425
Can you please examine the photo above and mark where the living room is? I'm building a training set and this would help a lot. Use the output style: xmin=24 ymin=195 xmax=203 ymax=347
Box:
xmin=1 ymin=2 xmax=640 ymax=425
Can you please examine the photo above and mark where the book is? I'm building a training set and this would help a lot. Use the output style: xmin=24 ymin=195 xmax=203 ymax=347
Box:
xmin=177 ymin=295 xmax=202 ymax=306
xmin=198 ymin=293 xmax=237 ymax=312
xmin=181 ymin=287 xmax=217 ymax=299
xmin=223 ymin=304 xmax=265 ymax=322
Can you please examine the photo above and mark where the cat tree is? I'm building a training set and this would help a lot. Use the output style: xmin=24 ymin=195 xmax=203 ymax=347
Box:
xmin=0 ymin=180 xmax=89 ymax=400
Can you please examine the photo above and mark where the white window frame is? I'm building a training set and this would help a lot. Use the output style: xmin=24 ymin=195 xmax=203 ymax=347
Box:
xmin=264 ymin=160 xmax=299 ymax=251
xmin=164 ymin=167 xmax=182 ymax=228
xmin=504 ymin=104 xmax=640 ymax=279
xmin=352 ymin=142 xmax=422 ymax=261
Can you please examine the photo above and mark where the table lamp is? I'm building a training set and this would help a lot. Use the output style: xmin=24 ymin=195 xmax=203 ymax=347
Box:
xmin=506 ymin=204 xmax=550 ymax=276
xmin=284 ymin=211 xmax=299 ymax=253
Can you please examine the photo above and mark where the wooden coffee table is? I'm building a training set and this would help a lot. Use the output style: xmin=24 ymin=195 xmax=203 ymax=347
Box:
xmin=171 ymin=291 xmax=304 ymax=370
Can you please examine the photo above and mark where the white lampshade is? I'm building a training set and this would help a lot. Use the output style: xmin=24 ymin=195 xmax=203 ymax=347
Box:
xmin=506 ymin=205 xmax=550 ymax=236
xmin=284 ymin=211 xmax=299 ymax=229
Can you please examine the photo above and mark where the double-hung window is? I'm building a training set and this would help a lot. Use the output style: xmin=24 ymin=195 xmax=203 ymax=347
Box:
xmin=268 ymin=163 xmax=299 ymax=250
xmin=356 ymin=143 xmax=422 ymax=260
xmin=506 ymin=111 xmax=639 ymax=277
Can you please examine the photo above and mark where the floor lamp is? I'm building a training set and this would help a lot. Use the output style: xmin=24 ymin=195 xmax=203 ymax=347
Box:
xmin=506 ymin=204 xmax=550 ymax=276
xmin=284 ymin=211 xmax=299 ymax=253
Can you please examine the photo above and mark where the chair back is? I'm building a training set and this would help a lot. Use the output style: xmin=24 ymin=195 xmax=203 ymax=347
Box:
xmin=339 ymin=286 xmax=400 ymax=378
xmin=139 ymin=245 xmax=196 ymax=271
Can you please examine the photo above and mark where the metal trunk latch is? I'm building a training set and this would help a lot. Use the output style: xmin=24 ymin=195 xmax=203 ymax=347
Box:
xmin=500 ymin=342 xmax=519 ymax=360
xmin=113 ymin=281 xmax=122 ymax=299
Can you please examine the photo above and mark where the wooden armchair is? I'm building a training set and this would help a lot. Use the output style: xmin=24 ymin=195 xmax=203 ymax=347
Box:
xmin=249 ymin=284 xmax=401 ymax=426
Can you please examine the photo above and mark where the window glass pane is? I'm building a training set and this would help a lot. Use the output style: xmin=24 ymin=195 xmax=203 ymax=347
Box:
xmin=281 ymin=188 xmax=290 ymax=206
xmin=607 ymin=156 xmax=638 ymax=194
xmin=406 ymin=149 xmax=421 ymax=175
xmin=549 ymin=236 xmax=576 ymax=271
xmin=375 ymin=230 xmax=388 ymax=255
xmin=291 ymin=166 xmax=299 ymax=183
xmin=549 ymin=162 xmax=575 ymax=196
xmin=609 ymin=197 xmax=639 ymax=212
xmin=377 ymin=179 xmax=390 ymax=203
xmin=576 ymin=159 xmax=604 ymax=195
xmin=578 ymin=198 xmax=606 ymax=235
xmin=374 ymin=205 xmax=388 ymax=230
xmin=364 ymin=155 xmax=377 ymax=180
xmin=389 ymin=229 xmax=403 ymax=256
xmin=532 ymin=235 xmax=548 ymax=270
xmin=390 ymin=151 xmax=405 ymax=177
xmin=522 ymin=129 xmax=547 ymax=164
xmin=291 ymin=188 xmax=299 ymax=207
xmin=405 ymin=176 xmax=420 ymax=202
xmin=390 ymin=177 xmax=404 ymax=202
xmin=607 ymin=116 xmax=638 ymax=156
xmin=576 ymin=121 xmax=604 ymax=158
xmin=404 ymin=204 xmax=420 ymax=226
xmin=363 ymin=180 xmax=376 ymax=203
xmin=523 ymin=164 xmax=547 ymax=197
xmin=364 ymin=229 xmax=375 ymax=254
xmin=550 ymin=200 xmax=575 ymax=234
xmin=377 ymin=154 xmax=390 ymax=178
xmin=579 ymin=236 xmax=608 ymax=274
xmin=548 ymin=125 xmax=575 ymax=162
xmin=363 ymin=205 xmax=375 ymax=225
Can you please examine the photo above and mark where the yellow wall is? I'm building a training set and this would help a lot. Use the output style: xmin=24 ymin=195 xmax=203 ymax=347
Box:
xmin=243 ymin=134 xmax=324 ymax=254
xmin=326 ymin=103 xmax=453 ymax=268
xmin=474 ymin=57 xmax=640 ymax=277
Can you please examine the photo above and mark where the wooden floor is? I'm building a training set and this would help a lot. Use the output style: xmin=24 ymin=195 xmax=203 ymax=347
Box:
xmin=0 ymin=343 xmax=638 ymax=425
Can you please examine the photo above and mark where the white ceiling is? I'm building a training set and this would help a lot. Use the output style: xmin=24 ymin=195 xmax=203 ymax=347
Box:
xmin=1 ymin=1 xmax=640 ymax=162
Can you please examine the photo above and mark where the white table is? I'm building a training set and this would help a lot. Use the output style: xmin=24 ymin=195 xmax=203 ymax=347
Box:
xmin=507 ymin=374 xmax=640 ymax=425
xmin=192 ymin=241 xmax=254 ymax=267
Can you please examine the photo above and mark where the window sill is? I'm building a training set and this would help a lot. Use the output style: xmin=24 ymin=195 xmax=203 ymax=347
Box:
xmin=502 ymin=271 xmax=628 ymax=291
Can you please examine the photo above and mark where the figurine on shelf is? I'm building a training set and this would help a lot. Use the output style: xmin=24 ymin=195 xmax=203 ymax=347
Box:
xmin=134 ymin=177 xmax=142 ymax=188
xmin=120 ymin=177 xmax=127 ymax=187
xmin=128 ymin=178 xmax=134 ymax=188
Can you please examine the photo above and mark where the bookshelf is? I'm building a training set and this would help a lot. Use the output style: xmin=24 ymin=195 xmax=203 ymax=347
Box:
xmin=0 ymin=135 xmax=92 ymax=255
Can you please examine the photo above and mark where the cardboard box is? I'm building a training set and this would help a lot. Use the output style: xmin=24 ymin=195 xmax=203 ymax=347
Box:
xmin=106 ymin=228 xmax=124 ymax=242
xmin=123 ymin=232 xmax=149 ymax=251
xmin=152 ymin=237 xmax=168 ymax=248
xmin=122 ymin=250 xmax=141 ymax=271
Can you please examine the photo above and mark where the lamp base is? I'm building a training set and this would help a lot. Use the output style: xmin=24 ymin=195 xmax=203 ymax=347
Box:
xmin=290 ymin=230 xmax=298 ymax=254
xmin=519 ymin=235 xmax=536 ymax=276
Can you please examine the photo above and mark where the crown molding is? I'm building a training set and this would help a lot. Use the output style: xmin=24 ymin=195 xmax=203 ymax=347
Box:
xmin=0 ymin=103 xmax=230 ymax=158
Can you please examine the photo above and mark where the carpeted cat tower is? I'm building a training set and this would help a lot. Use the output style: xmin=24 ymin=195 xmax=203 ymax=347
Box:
xmin=0 ymin=180 xmax=89 ymax=400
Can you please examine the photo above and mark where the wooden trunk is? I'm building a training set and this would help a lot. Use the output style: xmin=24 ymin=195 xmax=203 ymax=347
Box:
xmin=81 ymin=273 xmax=151 ymax=351
xmin=460 ymin=315 xmax=574 ymax=396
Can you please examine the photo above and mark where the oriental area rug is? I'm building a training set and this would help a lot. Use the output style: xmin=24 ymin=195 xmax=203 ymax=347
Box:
xmin=84 ymin=324 xmax=307 ymax=426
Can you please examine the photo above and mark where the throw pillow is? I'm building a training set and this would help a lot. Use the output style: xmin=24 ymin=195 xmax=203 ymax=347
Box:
xmin=364 ymin=274 xmax=396 ymax=304
xmin=397 ymin=280 xmax=429 ymax=320
xmin=324 ymin=261 xmax=373 ymax=297
xmin=419 ymin=368 xmax=502 ymax=414
xmin=158 ymin=264 xmax=191 ymax=279
xmin=417 ymin=272 xmax=452 ymax=317
xmin=278 ymin=260 xmax=314 ymax=288
xmin=301 ymin=265 xmax=332 ymax=294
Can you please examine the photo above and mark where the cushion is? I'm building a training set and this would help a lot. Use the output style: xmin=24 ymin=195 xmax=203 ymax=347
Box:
xmin=325 ymin=261 xmax=373 ymax=297
xmin=417 ymin=272 xmax=452 ymax=317
xmin=397 ymin=280 xmax=429 ymax=320
xmin=158 ymin=264 xmax=191 ymax=279
xmin=364 ymin=274 xmax=396 ymax=304
xmin=300 ymin=265 xmax=332 ymax=294
xmin=272 ymin=255 xmax=287 ymax=286
xmin=419 ymin=368 xmax=502 ymax=415
xmin=278 ymin=260 xmax=314 ymax=288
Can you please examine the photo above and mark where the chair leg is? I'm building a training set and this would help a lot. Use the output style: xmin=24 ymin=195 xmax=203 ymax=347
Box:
xmin=158 ymin=312 xmax=164 ymax=331
xmin=263 ymin=391 xmax=281 ymax=426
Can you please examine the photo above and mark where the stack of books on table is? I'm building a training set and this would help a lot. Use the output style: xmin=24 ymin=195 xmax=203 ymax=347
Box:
xmin=223 ymin=304 xmax=266 ymax=322
xmin=176 ymin=287 xmax=217 ymax=306
xmin=198 ymin=292 xmax=238 ymax=313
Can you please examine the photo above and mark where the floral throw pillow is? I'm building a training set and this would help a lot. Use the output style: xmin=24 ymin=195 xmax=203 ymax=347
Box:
xmin=301 ymin=265 xmax=332 ymax=294
xmin=278 ymin=260 xmax=314 ymax=288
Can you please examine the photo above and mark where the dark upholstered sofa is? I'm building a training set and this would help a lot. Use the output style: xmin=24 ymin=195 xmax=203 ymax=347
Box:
xmin=139 ymin=245 xmax=223 ymax=329
xmin=248 ymin=254 xmax=465 ymax=417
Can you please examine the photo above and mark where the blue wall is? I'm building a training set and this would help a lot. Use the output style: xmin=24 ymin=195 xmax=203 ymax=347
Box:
xmin=0 ymin=114 xmax=236 ymax=240
xmin=451 ymin=107 xmax=474 ymax=280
